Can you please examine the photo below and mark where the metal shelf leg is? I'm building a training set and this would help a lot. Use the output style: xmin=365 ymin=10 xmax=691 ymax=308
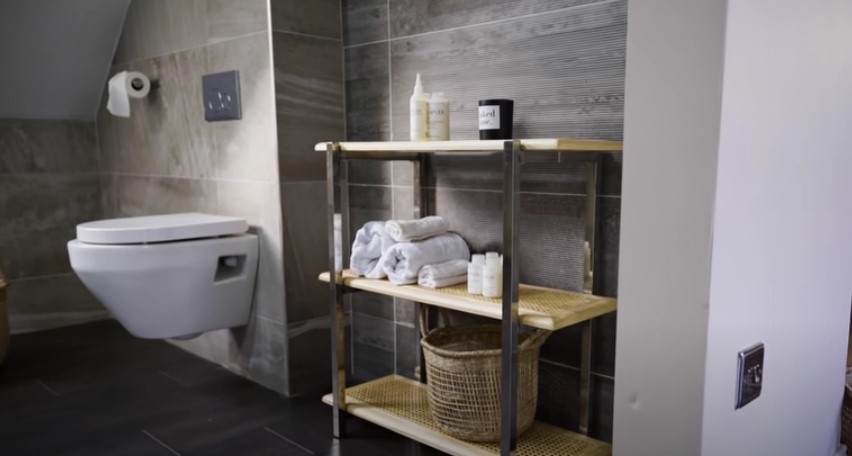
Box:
xmin=326 ymin=144 xmax=349 ymax=439
xmin=501 ymin=140 xmax=522 ymax=455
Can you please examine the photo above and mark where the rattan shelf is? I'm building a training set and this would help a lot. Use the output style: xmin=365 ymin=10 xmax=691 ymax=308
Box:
xmin=322 ymin=375 xmax=611 ymax=456
xmin=319 ymin=270 xmax=616 ymax=331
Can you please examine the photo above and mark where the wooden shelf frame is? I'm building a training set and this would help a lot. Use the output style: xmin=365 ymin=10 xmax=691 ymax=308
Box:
xmin=321 ymin=139 xmax=619 ymax=456
xmin=314 ymin=138 xmax=623 ymax=160
xmin=319 ymin=271 xmax=616 ymax=331
xmin=322 ymin=375 xmax=611 ymax=456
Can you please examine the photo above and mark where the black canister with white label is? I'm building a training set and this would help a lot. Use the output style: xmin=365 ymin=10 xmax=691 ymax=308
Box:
xmin=478 ymin=99 xmax=513 ymax=140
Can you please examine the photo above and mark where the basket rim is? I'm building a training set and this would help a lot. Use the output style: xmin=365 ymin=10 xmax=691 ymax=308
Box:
xmin=421 ymin=325 xmax=549 ymax=359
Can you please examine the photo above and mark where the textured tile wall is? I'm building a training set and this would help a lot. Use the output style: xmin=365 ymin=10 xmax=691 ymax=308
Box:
xmin=0 ymin=119 xmax=109 ymax=334
xmin=97 ymin=0 xmax=289 ymax=394
xmin=270 ymin=0 xmax=346 ymax=396
xmin=342 ymin=0 xmax=625 ymax=441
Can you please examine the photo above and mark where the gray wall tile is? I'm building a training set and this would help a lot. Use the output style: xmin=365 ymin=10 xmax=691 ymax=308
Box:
xmin=112 ymin=175 xmax=219 ymax=217
xmin=352 ymin=293 xmax=395 ymax=320
xmin=280 ymin=181 xmax=331 ymax=323
xmin=114 ymin=0 xmax=268 ymax=64
xmin=271 ymin=0 xmax=342 ymax=39
xmin=6 ymin=274 xmax=103 ymax=317
xmin=388 ymin=0 xmax=602 ymax=38
xmin=1 ymin=174 xmax=101 ymax=236
xmin=389 ymin=1 xmax=626 ymax=141
xmin=343 ymin=0 xmax=388 ymax=45
xmin=345 ymin=42 xmax=390 ymax=141
xmin=395 ymin=323 xmax=419 ymax=379
xmin=0 ymin=120 xmax=98 ymax=175
xmin=275 ymin=32 xmax=345 ymax=182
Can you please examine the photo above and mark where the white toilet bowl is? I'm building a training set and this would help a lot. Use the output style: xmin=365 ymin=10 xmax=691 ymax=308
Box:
xmin=68 ymin=213 xmax=259 ymax=339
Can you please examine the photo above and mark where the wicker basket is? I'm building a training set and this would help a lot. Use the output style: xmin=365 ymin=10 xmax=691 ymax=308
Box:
xmin=0 ymin=269 xmax=8 ymax=364
xmin=419 ymin=309 xmax=550 ymax=442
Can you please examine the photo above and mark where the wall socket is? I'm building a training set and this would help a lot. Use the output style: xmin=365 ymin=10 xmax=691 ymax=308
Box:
xmin=736 ymin=342 xmax=764 ymax=409
xmin=202 ymin=70 xmax=241 ymax=122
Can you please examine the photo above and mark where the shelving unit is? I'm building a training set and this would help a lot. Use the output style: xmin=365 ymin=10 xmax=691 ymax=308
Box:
xmin=320 ymin=138 xmax=622 ymax=456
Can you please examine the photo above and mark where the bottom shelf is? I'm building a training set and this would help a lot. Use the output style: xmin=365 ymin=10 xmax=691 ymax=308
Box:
xmin=322 ymin=375 xmax=611 ymax=456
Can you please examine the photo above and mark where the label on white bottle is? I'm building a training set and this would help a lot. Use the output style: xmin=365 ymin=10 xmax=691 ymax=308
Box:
xmin=411 ymin=99 xmax=428 ymax=140
xmin=428 ymin=102 xmax=449 ymax=140
xmin=478 ymin=105 xmax=500 ymax=130
xmin=468 ymin=265 xmax=482 ymax=294
xmin=482 ymin=267 xmax=502 ymax=298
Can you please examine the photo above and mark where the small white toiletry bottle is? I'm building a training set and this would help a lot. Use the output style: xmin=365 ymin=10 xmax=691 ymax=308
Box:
xmin=428 ymin=92 xmax=450 ymax=141
xmin=482 ymin=256 xmax=503 ymax=299
xmin=485 ymin=251 xmax=499 ymax=261
xmin=467 ymin=254 xmax=485 ymax=295
xmin=409 ymin=73 xmax=428 ymax=141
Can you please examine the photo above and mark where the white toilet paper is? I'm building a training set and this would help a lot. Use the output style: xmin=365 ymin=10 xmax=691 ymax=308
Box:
xmin=106 ymin=71 xmax=151 ymax=117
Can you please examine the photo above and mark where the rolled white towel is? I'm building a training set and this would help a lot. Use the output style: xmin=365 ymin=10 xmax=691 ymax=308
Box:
xmin=385 ymin=216 xmax=449 ymax=242
xmin=350 ymin=221 xmax=394 ymax=279
xmin=419 ymin=274 xmax=467 ymax=289
xmin=379 ymin=233 xmax=470 ymax=285
xmin=418 ymin=259 xmax=469 ymax=282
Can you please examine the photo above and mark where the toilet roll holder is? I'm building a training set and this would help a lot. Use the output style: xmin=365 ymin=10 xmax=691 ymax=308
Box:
xmin=130 ymin=75 xmax=160 ymax=92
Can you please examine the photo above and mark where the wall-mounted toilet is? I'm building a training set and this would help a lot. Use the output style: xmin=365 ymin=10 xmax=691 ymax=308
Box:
xmin=68 ymin=213 xmax=259 ymax=339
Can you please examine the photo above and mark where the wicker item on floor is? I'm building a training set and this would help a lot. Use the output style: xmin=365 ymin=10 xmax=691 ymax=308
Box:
xmin=419 ymin=308 xmax=550 ymax=442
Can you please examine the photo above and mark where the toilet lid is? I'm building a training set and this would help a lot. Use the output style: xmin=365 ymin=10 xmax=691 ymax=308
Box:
xmin=76 ymin=213 xmax=249 ymax=244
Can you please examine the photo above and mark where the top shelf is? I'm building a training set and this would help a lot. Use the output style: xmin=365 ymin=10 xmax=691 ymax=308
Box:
xmin=314 ymin=138 xmax=623 ymax=156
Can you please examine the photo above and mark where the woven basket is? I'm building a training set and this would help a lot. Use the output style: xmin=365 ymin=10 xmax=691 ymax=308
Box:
xmin=0 ymin=270 xmax=8 ymax=364
xmin=419 ymin=308 xmax=550 ymax=442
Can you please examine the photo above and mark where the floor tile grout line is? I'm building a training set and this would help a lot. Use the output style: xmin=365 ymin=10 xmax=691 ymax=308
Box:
xmin=34 ymin=379 xmax=60 ymax=397
xmin=157 ymin=370 xmax=190 ymax=388
xmin=141 ymin=429 xmax=182 ymax=456
xmin=263 ymin=427 xmax=316 ymax=455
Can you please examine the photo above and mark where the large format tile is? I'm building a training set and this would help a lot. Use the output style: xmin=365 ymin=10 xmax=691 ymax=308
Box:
xmin=112 ymin=175 xmax=219 ymax=217
xmin=0 ymin=119 xmax=98 ymax=175
xmin=344 ymin=42 xmax=390 ymax=142
xmin=395 ymin=323 xmax=419 ymax=380
xmin=5 ymin=275 xmax=104 ymax=332
xmin=0 ymin=174 xmax=101 ymax=236
xmin=281 ymin=181 xmax=332 ymax=323
xmin=429 ymin=188 xmax=587 ymax=291
xmin=342 ymin=0 xmax=388 ymax=45
xmin=208 ymin=33 xmax=279 ymax=183
xmin=114 ymin=0 xmax=268 ymax=64
xmin=389 ymin=1 xmax=626 ymax=140
xmin=388 ymin=0 xmax=603 ymax=38
xmin=219 ymin=180 xmax=285 ymax=323
xmin=535 ymin=361 xmax=613 ymax=442
xmin=275 ymin=32 xmax=345 ymax=182
xmin=271 ymin=0 xmax=342 ymax=39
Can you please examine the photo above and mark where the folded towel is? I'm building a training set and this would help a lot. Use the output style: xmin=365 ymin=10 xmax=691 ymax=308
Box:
xmin=380 ymin=233 xmax=470 ymax=285
xmin=419 ymin=274 xmax=467 ymax=289
xmin=385 ymin=216 xmax=449 ymax=242
xmin=350 ymin=221 xmax=394 ymax=279
xmin=418 ymin=259 xmax=469 ymax=282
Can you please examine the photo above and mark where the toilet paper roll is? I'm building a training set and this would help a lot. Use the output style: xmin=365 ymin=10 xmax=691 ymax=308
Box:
xmin=106 ymin=71 xmax=151 ymax=118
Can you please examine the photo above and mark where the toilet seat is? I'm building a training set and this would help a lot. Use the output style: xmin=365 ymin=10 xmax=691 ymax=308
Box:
xmin=76 ymin=213 xmax=248 ymax=244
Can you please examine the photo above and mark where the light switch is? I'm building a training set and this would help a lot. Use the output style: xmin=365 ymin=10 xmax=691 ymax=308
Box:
xmin=202 ymin=70 xmax=241 ymax=121
xmin=736 ymin=342 xmax=764 ymax=409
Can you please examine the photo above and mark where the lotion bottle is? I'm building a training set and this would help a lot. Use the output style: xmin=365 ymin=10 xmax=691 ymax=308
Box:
xmin=409 ymin=73 xmax=428 ymax=141
xmin=467 ymin=254 xmax=485 ymax=295
xmin=428 ymin=92 xmax=449 ymax=141
xmin=482 ymin=256 xmax=503 ymax=299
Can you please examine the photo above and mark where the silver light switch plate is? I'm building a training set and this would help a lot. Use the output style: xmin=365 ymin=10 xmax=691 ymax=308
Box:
xmin=736 ymin=342 xmax=764 ymax=409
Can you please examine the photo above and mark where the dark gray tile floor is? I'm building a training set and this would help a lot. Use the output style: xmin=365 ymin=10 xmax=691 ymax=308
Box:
xmin=0 ymin=320 xmax=446 ymax=456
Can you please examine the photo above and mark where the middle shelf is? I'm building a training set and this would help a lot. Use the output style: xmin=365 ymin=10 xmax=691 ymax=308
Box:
xmin=319 ymin=270 xmax=617 ymax=331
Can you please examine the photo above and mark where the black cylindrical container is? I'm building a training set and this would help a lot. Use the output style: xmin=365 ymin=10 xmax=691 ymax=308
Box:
xmin=478 ymin=99 xmax=513 ymax=140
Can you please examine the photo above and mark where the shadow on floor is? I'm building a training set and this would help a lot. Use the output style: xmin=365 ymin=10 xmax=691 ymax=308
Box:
xmin=0 ymin=320 xmax=446 ymax=456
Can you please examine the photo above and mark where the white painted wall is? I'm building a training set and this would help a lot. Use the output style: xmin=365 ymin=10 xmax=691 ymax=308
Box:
xmin=612 ymin=0 xmax=728 ymax=454
xmin=701 ymin=1 xmax=852 ymax=455
xmin=616 ymin=1 xmax=852 ymax=455
xmin=0 ymin=0 xmax=130 ymax=120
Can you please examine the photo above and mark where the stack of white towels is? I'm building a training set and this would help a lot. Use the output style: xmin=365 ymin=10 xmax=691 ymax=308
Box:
xmin=350 ymin=216 xmax=470 ymax=287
